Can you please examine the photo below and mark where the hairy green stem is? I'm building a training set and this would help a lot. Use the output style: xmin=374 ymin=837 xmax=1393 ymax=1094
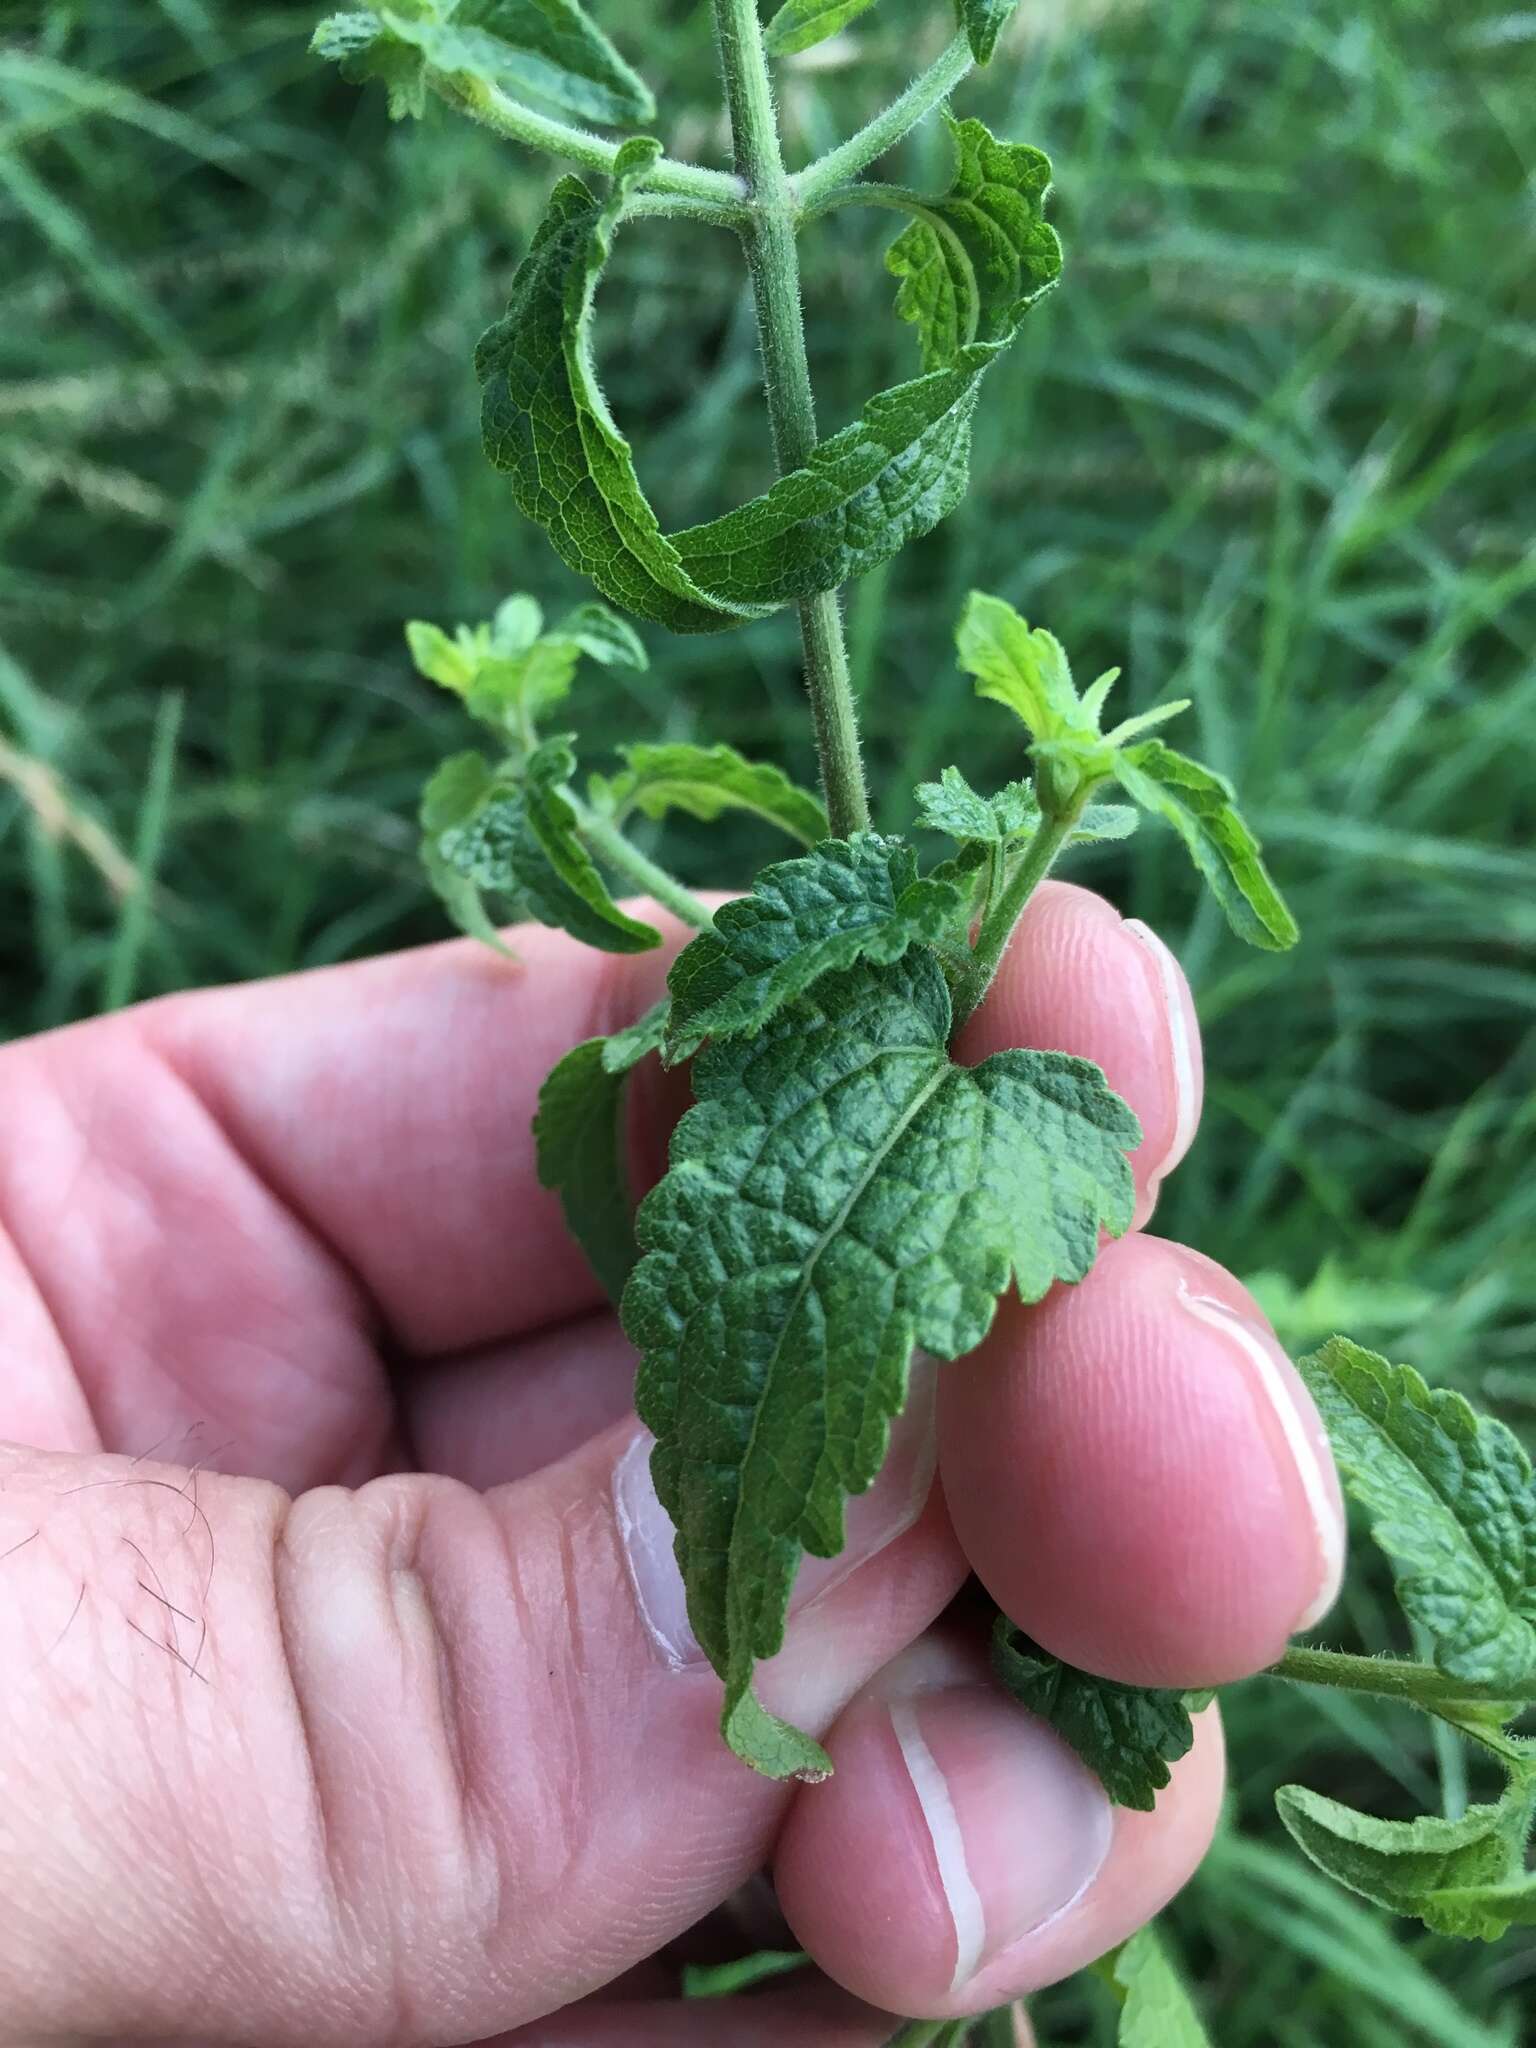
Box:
xmin=576 ymin=805 xmax=715 ymax=930
xmin=430 ymin=72 xmax=750 ymax=223
xmin=1268 ymin=1644 xmax=1536 ymax=1710
xmin=712 ymin=0 xmax=870 ymax=837
xmin=951 ymin=807 xmax=1079 ymax=1028
xmin=794 ymin=31 xmax=973 ymax=209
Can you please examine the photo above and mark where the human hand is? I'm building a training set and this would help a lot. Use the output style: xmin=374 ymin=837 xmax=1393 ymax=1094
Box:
xmin=0 ymin=882 xmax=1343 ymax=2044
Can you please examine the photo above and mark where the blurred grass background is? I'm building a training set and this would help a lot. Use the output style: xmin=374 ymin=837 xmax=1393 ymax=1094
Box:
xmin=2 ymin=0 xmax=1534 ymax=2038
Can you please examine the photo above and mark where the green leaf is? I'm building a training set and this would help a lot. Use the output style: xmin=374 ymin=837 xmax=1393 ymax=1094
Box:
xmin=956 ymin=594 xmax=1083 ymax=742
xmin=1275 ymin=1781 xmax=1536 ymax=1940
xmin=958 ymin=0 xmax=1021 ymax=64
xmin=886 ymin=114 xmax=1061 ymax=372
xmin=406 ymin=619 xmax=480 ymax=692
xmin=606 ymin=742 xmax=828 ymax=846
xmin=549 ymin=601 xmax=648 ymax=669
xmin=992 ymin=1617 xmax=1201 ymax=1810
xmin=664 ymin=834 xmax=961 ymax=1059
xmin=623 ymin=950 xmax=1140 ymax=1778
xmin=682 ymin=1948 xmax=812 ymax=1998
xmin=535 ymin=1003 xmax=665 ymax=1303
xmin=915 ymin=765 xmax=1135 ymax=847
xmin=1298 ymin=1336 xmax=1536 ymax=1689
xmin=420 ymin=836 xmax=513 ymax=953
xmin=1101 ymin=1925 xmax=1214 ymax=2046
xmin=1422 ymin=1870 xmax=1536 ymax=1934
xmin=477 ymin=144 xmax=1056 ymax=635
xmin=515 ymin=738 xmax=663 ymax=951
xmin=313 ymin=1 xmax=655 ymax=128
xmin=764 ymin=0 xmax=882 ymax=57
xmin=492 ymin=591 xmax=543 ymax=651
xmin=1113 ymin=741 xmax=1298 ymax=950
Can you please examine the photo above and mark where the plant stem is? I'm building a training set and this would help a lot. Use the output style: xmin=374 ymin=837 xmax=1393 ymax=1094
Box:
xmin=794 ymin=32 xmax=973 ymax=209
xmin=712 ymin=0 xmax=870 ymax=837
xmin=1268 ymin=1644 xmax=1536 ymax=1710
xmin=951 ymin=808 xmax=1079 ymax=1028
xmin=430 ymin=73 xmax=750 ymax=223
xmin=575 ymin=804 xmax=715 ymax=930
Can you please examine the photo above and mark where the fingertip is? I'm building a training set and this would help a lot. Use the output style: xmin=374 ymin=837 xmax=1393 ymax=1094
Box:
xmin=939 ymin=1232 xmax=1345 ymax=1688
xmin=955 ymin=883 xmax=1204 ymax=1229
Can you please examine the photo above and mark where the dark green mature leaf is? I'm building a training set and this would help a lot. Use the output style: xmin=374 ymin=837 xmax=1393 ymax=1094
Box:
xmin=1114 ymin=741 xmax=1298 ymax=950
xmin=312 ymin=1 xmax=654 ymax=127
xmin=1298 ymin=1337 xmax=1536 ymax=1689
xmin=1276 ymin=1781 xmax=1536 ymax=1940
xmin=535 ymin=1001 xmax=668 ymax=1302
xmin=664 ymin=834 xmax=960 ymax=1059
xmin=765 ymin=0 xmax=882 ymax=56
xmin=959 ymin=0 xmax=1021 ymax=64
xmin=624 ymin=951 xmax=1140 ymax=1778
xmin=1100 ymin=1925 xmax=1214 ymax=2046
xmin=604 ymin=742 xmax=828 ymax=846
xmin=477 ymin=141 xmax=1055 ymax=633
xmin=886 ymin=115 xmax=1061 ymax=371
xmin=992 ymin=1618 xmax=1201 ymax=1810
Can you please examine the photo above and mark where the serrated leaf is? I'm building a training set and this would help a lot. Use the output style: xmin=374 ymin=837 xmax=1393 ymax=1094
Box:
xmin=515 ymin=738 xmax=663 ymax=951
xmin=607 ymin=742 xmax=828 ymax=846
xmin=765 ymin=0 xmax=882 ymax=56
xmin=959 ymin=0 xmax=1021 ymax=64
xmin=992 ymin=1617 xmax=1200 ymax=1810
xmin=1275 ymin=1781 xmax=1536 ymax=1940
xmin=886 ymin=114 xmax=1061 ymax=372
xmin=314 ymin=1 xmax=654 ymax=128
xmin=477 ymin=144 xmax=1055 ymax=634
xmin=535 ymin=1004 xmax=663 ymax=1303
xmin=1113 ymin=740 xmax=1298 ymax=951
xmin=664 ymin=834 xmax=960 ymax=1059
xmin=1298 ymin=1337 xmax=1536 ymax=1689
xmin=1101 ymin=1925 xmax=1214 ymax=2047
xmin=623 ymin=950 xmax=1140 ymax=1778
xmin=957 ymin=593 xmax=1082 ymax=741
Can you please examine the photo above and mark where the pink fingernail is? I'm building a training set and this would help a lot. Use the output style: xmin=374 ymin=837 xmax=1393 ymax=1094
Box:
xmin=614 ymin=1361 xmax=938 ymax=1669
xmin=1175 ymin=1281 xmax=1346 ymax=1630
xmin=1123 ymin=919 xmax=1201 ymax=1224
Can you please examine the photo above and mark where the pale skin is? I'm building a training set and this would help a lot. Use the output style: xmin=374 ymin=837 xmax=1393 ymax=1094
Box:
xmin=0 ymin=879 xmax=1345 ymax=2044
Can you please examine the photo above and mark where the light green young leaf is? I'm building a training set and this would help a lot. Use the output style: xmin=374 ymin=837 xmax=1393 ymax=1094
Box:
xmin=606 ymin=742 xmax=828 ymax=846
xmin=956 ymin=594 xmax=1082 ymax=741
xmin=1101 ymin=1925 xmax=1214 ymax=2047
xmin=958 ymin=0 xmax=1021 ymax=64
xmin=535 ymin=1002 xmax=666 ymax=1303
xmin=886 ymin=114 xmax=1061 ymax=371
xmin=1113 ymin=741 xmax=1298 ymax=950
xmin=764 ymin=0 xmax=882 ymax=57
xmin=624 ymin=950 xmax=1139 ymax=1778
xmin=313 ymin=1 xmax=654 ymax=128
xmin=477 ymin=143 xmax=1056 ymax=634
xmin=915 ymin=765 xmax=1135 ymax=847
xmin=549 ymin=601 xmax=648 ymax=669
xmin=420 ymin=836 xmax=513 ymax=953
xmin=492 ymin=591 xmax=543 ymax=651
xmin=664 ymin=834 xmax=960 ymax=1059
xmin=406 ymin=619 xmax=480 ymax=692
xmin=1275 ymin=1781 xmax=1536 ymax=1940
xmin=992 ymin=1617 xmax=1201 ymax=1811
xmin=1298 ymin=1337 xmax=1536 ymax=1689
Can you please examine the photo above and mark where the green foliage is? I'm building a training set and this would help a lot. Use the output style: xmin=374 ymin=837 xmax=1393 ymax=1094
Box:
xmin=1298 ymin=1338 xmax=1536 ymax=1690
xmin=1100 ymin=1924 xmax=1215 ymax=2046
xmin=664 ymin=833 xmax=961 ymax=1058
xmin=992 ymin=1617 xmax=1202 ymax=1811
xmin=682 ymin=1947 xmax=813 ymax=1997
xmin=597 ymin=742 xmax=827 ymax=846
xmin=764 ymin=0 xmax=883 ymax=57
xmin=623 ymin=948 xmax=1139 ymax=1777
xmin=885 ymin=115 xmax=1061 ymax=372
xmin=914 ymin=765 xmax=1136 ymax=847
xmin=311 ymin=0 xmax=654 ymax=126
xmin=475 ymin=145 xmax=1059 ymax=633
xmin=1276 ymin=1782 xmax=1536 ymax=1942
xmin=958 ymin=0 xmax=1021 ymax=66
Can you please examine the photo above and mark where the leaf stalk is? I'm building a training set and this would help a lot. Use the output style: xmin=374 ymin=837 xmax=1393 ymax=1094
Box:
xmin=711 ymin=0 xmax=870 ymax=837
xmin=951 ymin=804 xmax=1081 ymax=1028
xmin=794 ymin=32 xmax=975 ymax=210
xmin=1268 ymin=1644 xmax=1536 ymax=1711
xmin=572 ymin=802 xmax=715 ymax=930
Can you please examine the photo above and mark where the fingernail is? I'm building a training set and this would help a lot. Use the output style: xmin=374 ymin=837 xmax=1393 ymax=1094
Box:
xmin=1176 ymin=1280 xmax=1346 ymax=1629
xmin=883 ymin=1650 xmax=1113 ymax=1992
xmin=1122 ymin=919 xmax=1201 ymax=1226
xmin=614 ymin=1361 xmax=939 ymax=1670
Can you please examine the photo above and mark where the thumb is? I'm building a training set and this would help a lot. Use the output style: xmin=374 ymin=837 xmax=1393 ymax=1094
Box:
xmin=0 ymin=1403 xmax=953 ymax=2045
